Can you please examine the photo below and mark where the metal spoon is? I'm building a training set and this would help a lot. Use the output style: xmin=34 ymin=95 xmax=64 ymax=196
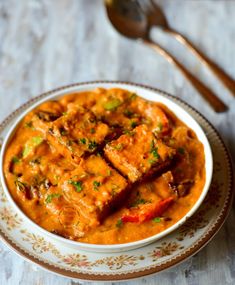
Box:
xmin=139 ymin=0 xmax=235 ymax=97
xmin=104 ymin=0 xmax=227 ymax=112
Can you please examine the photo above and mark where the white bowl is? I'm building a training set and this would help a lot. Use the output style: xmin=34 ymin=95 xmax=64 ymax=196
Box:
xmin=0 ymin=81 xmax=213 ymax=252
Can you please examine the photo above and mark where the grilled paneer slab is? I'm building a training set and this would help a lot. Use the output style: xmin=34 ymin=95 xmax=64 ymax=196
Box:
xmin=91 ymin=88 xmax=171 ymax=135
xmin=52 ymin=155 xmax=128 ymax=236
xmin=33 ymin=105 xmax=110 ymax=163
xmin=104 ymin=125 xmax=176 ymax=183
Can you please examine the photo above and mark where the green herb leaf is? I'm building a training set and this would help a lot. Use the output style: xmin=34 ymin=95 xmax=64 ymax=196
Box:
xmin=152 ymin=217 xmax=161 ymax=223
xmin=116 ymin=218 xmax=123 ymax=228
xmin=103 ymin=99 xmax=122 ymax=111
xmin=131 ymin=198 xmax=149 ymax=207
xmin=113 ymin=143 xmax=123 ymax=151
xmin=45 ymin=193 xmax=61 ymax=204
xmin=150 ymin=139 xmax=155 ymax=150
xmin=88 ymin=140 xmax=98 ymax=150
xmin=130 ymin=121 xmax=137 ymax=128
xmin=93 ymin=180 xmax=101 ymax=190
xmin=123 ymin=109 xmax=134 ymax=118
xmin=156 ymin=122 xmax=163 ymax=132
xmin=150 ymin=140 xmax=160 ymax=159
xmin=12 ymin=156 xmax=20 ymax=164
xmin=68 ymin=180 xmax=83 ymax=192
xmin=90 ymin=128 xmax=95 ymax=134
xmin=24 ymin=121 xmax=34 ymax=129
xmin=59 ymin=127 xmax=67 ymax=136
xmin=123 ymin=129 xmax=135 ymax=136
xmin=29 ymin=157 xmax=41 ymax=165
xmin=96 ymin=151 xmax=102 ymax=157
xmin=152 ymin=148 xmax=160 ymax=158
xmin=128 ymin=93 xmax=137 ymax=101
xmin=80 ymin=138 xmax=86 ymax=144
xmin=148 ymin=159 xmax=157 ymax=165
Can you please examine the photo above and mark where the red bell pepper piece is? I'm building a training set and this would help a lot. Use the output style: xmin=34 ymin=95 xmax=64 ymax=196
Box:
xmin=121 ymin=197 xmax=174 ymax=223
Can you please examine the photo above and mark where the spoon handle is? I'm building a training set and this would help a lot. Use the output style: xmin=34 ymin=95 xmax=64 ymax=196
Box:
xmin=143 ymin=39 xmax=227 ymax=113
xmin=165 ymin=28 xmax=235 ymax=97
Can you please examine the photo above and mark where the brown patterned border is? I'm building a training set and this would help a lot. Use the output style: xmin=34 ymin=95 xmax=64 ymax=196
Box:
xmin=0 ymin=81 xmax=234 ymax=281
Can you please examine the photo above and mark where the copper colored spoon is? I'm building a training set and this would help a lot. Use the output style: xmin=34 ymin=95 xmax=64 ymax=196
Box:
xmin=105 ymin=0 xmax=228 ymax=112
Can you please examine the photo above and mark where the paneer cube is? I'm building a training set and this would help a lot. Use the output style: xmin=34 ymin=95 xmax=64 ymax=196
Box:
xmin=34 ymin=105 xmax=110 ymax=163
xmin=57 ymin=155 xmax=128 ymax=232
xmin=104 ymin=125 xmax=176 ymax=182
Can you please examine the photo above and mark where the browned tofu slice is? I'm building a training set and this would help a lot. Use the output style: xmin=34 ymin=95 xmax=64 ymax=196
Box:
xmin=52 ymin=155 xmax=128 ymax=234
xmin=104 ymin=125 xmax=176 ymax=183
xmin=34 ymin=105 xmax=110 ymax=163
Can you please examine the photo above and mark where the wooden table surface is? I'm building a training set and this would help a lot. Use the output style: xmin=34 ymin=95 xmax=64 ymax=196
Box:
xmin=0 ymin=0 xmax=234 ymax=284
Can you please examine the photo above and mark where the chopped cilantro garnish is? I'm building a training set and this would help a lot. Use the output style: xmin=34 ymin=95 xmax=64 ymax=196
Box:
xmin=45 ymin=193 xmax=61 ymax=204
xmin=29 ymin=157 xmax=41 ymax=165
xmin=129 ymin=92 xmax=137 ymax=100
xmin=123 ymin=109 xmax=134 ymax=117
xmin=116 ymin=218 xmax=123 ymax=228
xmin=96 ymin=151 xmax=102 ymax=157
xmin=93 ymin=180 xmax=101 ymax=190
xmin=131 ymin=198 xmax=149 ymax=207
xmin=88 ymin=140 xmax=98 ymax=150
xmin=59 ymin=127 xmax=67 ymax=136
xmin=61 ymin=131 xmax=67 ymax=135
xmin=12 ymin=156 xmax=20 ymax=163
xmin=80 ymin=138 xmax=86 ymax=144
xmin=156 ymin=122 xmax=163 ymax=132
xmin=130 ymin=121 xmax=137 ymax=128
xmin=150 ymin=139 xmax=155 ymax=150
xmin=123 ymin=129 xmax=135 ymax=136
xmin=148 ymin=158 xmax=157 ymax=165
xmin=104 ymin=99 xmax=122 ymax=111
xmin=68 ymin=180 xmax=83 ymax=192
xmin=150 ymin=140 xmax=160 ymax=159
xmin=90 ymin=128 xmax=95 ymax=134
xmin=113 ymin=143 xmax=123 ymax=150
xmin=153 ymin=217 xmax=161 ymax=223
xmin=24 ymin=121 xmax=34 ymax=129
xmin=152 ymin=148 xmax=160 ymax=158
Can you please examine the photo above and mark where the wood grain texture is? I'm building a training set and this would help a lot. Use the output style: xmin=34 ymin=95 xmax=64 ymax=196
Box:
xmin=0 ymin=0 xmax=234 ymax=284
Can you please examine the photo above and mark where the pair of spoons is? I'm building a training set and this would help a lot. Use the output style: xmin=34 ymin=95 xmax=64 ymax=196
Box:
xmin=105 ymin=0 xmax=235 ymax=112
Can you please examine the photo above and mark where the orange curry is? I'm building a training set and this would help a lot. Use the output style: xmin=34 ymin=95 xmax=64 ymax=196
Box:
xmin=3 ymin=88 xmax=205 ymax=244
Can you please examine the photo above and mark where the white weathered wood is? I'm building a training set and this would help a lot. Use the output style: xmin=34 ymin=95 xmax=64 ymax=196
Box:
xmin=0 ymin=0 xmax=234 ymax=284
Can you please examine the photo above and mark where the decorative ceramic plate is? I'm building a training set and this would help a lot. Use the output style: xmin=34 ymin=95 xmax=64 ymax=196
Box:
xmin=0 ymin=82 xmax=233 ymax=282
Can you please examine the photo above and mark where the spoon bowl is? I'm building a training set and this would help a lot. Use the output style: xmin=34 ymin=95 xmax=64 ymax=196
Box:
xmin=105 ymin=0 xmax=147 ymax=39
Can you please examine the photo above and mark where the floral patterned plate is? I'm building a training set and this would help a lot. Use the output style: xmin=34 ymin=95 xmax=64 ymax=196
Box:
xmin=0 ymin=82 xmax=233 ymax=282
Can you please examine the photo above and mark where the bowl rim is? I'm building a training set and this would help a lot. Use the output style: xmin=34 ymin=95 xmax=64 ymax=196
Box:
xmin=0 ymin=81 xmax=213 ymax=252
